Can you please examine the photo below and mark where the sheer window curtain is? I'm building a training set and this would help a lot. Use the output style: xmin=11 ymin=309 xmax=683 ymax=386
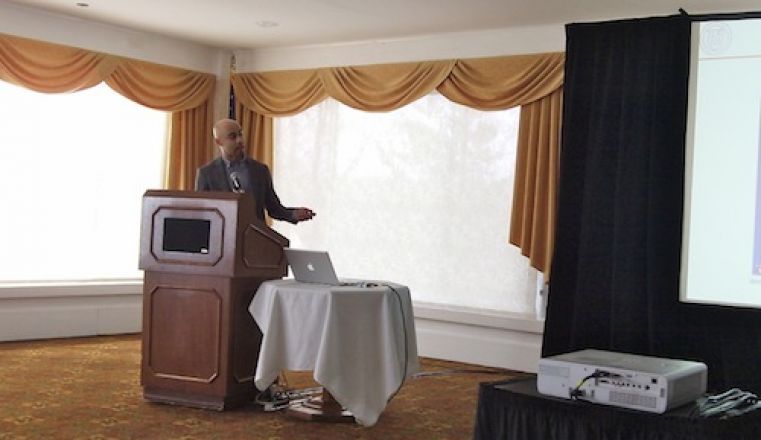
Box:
xmin=0 ymin=82 xmax=166 ymax=282
xmin=272 ymin=94 xmax=537 ymax=313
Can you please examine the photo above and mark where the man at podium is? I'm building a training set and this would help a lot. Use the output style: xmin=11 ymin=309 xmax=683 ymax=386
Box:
xmin=196 ymin=118 xmax=315 ymax=224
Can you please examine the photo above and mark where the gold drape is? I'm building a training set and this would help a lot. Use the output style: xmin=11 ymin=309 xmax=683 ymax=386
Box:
xmin=236 ymin=102 xmax=275 ymax=225
xmin=231 ymin=52 xmax=564 ymax=277
xmin=166 ymin=100 xmax=213 ymax=189
xmin=237 ymin=103 xmax=274 ymax=169
xmin=0 ymin=33 xmax=215 ymax=190
xmin=510 ymin=88 xmax=563 ymax=277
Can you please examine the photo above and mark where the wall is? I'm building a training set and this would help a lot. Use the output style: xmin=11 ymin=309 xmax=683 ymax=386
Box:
xmin=0 ymin=3 xmax=559 ymax=372
xmin=234 ymin=24 xmax=565 ymax=72
xmin=0 ymin=283 xmax=143 ymax=341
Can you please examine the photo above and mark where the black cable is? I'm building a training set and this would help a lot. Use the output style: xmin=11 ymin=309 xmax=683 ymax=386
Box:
xmin=694 ymin=388 xmax=761 ymax=418
xmin=413 ymin=368 xmax=515 ymax=377
xmin=569 ymin=373 xmax=596 ymax=400
xmin=569 ymin=369 xmax=621 ymax=400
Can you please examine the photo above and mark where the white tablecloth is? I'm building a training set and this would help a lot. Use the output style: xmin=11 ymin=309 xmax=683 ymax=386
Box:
xmin=249 ymin=279 xmax=419 ymax=426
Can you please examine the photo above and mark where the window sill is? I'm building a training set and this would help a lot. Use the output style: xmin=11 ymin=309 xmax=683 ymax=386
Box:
xmin=0 ymin=280 xmax=142 ymax=299
xmin=412 ymin=301 xmax=544 ymax=334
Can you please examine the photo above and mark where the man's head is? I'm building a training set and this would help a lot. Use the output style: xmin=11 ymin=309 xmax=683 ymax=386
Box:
xmin=213 ymin=118 xmax=245 ymax=162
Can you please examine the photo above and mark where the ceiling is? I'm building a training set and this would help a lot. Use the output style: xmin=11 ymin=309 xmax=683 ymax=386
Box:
xmin=9 ymin=0 xmax=761 ymax=49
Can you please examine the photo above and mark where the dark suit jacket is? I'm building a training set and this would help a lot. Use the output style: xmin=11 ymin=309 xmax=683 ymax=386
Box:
xmin=195 ymin=157 xmax=296 ymax=223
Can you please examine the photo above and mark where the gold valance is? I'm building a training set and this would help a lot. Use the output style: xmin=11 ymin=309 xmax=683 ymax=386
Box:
xmin=106 ymin=58 xmax=215 ymax=111
xmin=438 ymin=53 xmax=565 ymax=110
xmin=0 ymin=33 xmax=117 ymax=92
xmin=232 ymin=53 xmax=563 ymax=115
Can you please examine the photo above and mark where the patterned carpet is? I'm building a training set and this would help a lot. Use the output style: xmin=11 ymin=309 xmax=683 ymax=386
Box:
xmin=0 ymin=334 xmax=526 ymax=439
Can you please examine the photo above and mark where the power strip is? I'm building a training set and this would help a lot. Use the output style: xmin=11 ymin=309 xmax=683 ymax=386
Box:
xmin=256 ymin=386 xmax=324 ymax=412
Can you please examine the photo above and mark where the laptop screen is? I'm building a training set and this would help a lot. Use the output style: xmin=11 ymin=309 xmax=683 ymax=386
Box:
xmin=284 ymin=249 xmax=341 ymax=285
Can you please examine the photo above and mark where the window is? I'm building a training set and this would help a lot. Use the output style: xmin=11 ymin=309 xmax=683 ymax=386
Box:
xmin=0 ymin=82 xmax=167 ymax=283
xmin=273 ymin=94 xmax=537 ymax=314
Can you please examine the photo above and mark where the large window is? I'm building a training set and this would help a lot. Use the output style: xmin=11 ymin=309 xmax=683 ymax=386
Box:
xmin=0 ymin=82 xmax=167 ymax=283
xmin=273 ymin=94 xmax=537 ymax=314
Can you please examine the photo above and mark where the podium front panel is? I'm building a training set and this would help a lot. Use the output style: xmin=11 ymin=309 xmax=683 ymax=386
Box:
xmin=146 ymin=284 xmax=222 ymax=383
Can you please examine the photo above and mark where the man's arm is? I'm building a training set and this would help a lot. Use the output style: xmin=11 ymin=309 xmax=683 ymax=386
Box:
xmin=261 ymin=165 xmax=314 ymax=223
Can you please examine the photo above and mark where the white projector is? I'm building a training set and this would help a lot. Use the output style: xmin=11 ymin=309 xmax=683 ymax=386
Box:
xmin=537 ymin=349 xmax=707 ymax=413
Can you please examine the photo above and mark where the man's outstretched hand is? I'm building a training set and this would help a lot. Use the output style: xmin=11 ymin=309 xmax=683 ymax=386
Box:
xmin=293 ymin=208 xmax=316 ymax=222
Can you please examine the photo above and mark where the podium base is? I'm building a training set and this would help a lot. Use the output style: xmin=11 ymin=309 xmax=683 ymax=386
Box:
xmin=143 ymin=387 xmax=254 ymax=411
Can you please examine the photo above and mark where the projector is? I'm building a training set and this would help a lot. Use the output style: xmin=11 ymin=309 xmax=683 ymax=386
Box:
xmin=537 ymin=349 xmax=707 ymax=413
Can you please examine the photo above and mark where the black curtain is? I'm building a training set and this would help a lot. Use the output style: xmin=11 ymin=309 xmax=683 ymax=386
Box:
xmin=543 ymin=15 xmax=761 ymax=392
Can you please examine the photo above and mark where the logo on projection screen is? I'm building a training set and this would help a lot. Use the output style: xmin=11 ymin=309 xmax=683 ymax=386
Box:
xmin=700 ymin=22 xmax=732 ymax=56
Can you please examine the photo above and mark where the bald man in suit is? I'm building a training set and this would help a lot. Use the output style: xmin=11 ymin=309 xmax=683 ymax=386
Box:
xmin=195 ymin=119 xmax=315 ymax=224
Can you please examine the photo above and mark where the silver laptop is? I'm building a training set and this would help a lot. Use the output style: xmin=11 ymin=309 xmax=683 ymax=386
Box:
xmin=284 ymin=249 xmax=348 ymax=286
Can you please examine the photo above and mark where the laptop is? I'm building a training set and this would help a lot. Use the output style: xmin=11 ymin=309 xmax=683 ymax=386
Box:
xmin=284 ymin=249 xmax=356 ymax=286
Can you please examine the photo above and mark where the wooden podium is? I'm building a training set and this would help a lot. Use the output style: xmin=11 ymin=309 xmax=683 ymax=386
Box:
xmin=138 ymin=190 xmax=288 ymax=410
